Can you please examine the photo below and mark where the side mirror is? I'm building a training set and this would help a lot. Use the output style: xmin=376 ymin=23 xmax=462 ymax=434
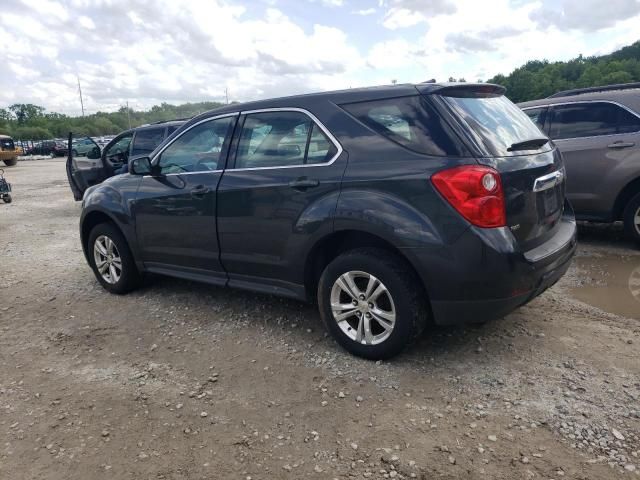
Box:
xmin=129 ymin=156 xmax=153 ymax=175
xmin=87 ymin=146 xmax=101 ymax=159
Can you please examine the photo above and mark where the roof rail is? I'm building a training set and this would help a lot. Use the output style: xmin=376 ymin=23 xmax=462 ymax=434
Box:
xmin=145 ymin=117 xmax=191 ymax=126
xmin=547 ymin=82 xmax=640 ymax=99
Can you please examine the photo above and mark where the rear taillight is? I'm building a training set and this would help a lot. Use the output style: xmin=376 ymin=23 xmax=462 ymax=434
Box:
xmin=431 ymin=165 xmax=506 ymax=228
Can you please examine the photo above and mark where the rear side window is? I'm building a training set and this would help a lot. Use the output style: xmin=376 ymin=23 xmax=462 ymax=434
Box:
xmin=131 ymin=128 xmax=165 ymax=156
xmin=341 ymin=96 xmax=463 ymax=156
xmin=443 ymin=94 xmax=549 ymax=156
xmin=234 ymin=111 xmax=338 ymax=169
xmin=548 ymin=102 xmax=640 ymax=140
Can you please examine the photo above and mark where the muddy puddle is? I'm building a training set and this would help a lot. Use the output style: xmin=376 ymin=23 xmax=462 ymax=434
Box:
xmin=569 ymin=253 xmax=640 ymax=320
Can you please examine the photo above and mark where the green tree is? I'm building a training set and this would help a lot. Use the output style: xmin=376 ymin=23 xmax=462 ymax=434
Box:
xmin=487 ymin=40 xmax=640 ymax=102
xmin=9 ymin=104 xmax=45 ymax=125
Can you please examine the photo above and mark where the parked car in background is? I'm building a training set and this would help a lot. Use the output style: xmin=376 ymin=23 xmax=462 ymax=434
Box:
xmin=75 ymin=83 xmax=576 ymax=359
xmin=24 ymin=140 xmax=67 ymax=157
xmin=71 ymin=137 xmax=100 ymax=157
xmin=66 ymin=120 xmax=184 ymax=200
xmin=519 ymin=82 xmax=640 ymax=244
xmin=0 ymin=134 xmax=21 ymax=166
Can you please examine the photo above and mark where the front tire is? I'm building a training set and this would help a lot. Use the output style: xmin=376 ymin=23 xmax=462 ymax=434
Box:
xmin=87 ymin=223 xmax=141 ymax=294
xmin=623 ymin=192 xmax=640 ymax=246
xmin=2 ymin=194 xmax=11 ymax=203
xmin=318 ymin=248 xmax=427 ymax=360
xmin=3 ymin=158 xmax=17 ymax=166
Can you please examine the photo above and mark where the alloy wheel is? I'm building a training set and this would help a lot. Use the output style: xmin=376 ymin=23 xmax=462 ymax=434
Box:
xmin=93 ymin=235 xmax=122 ymax=284
xmin=330 ymin=271 xmax=396 ymax=345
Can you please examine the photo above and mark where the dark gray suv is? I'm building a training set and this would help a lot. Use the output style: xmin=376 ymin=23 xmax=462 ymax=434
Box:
xmin=77 ymin=83 xmax=576 ymax=359
xmin=519 ymin=83 xmax=640 ymax=244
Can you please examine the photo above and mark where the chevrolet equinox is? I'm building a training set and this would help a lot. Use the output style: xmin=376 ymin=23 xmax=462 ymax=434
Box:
xmin=76 ymin=83 xmax=577 ymax=359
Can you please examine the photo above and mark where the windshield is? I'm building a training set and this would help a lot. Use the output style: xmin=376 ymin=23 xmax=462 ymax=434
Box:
xmin=441 ymin=94 xmax=550 ymax=157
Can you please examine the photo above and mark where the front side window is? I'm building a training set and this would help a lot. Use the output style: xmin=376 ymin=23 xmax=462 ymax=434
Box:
xmin=131 ymin=128 xmax=165 ymax=157
xmin=104 ymin=133 xmax=133 ymax=164
xmin=341 ymin=95 xmax=464 ymax=156
xmin=158 ymin=116 xmax=234 ymax=174
xmin=549 ymin=102 xmax=640 ymax=140
xmin=234 ymin=111 xmax=337 ymax=169
xmin=523 ymin=107 xmax=547 ymax=131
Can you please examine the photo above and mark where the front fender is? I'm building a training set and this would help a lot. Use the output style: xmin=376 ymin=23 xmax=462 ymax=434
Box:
xmin=80 ymin=176 xmax=141 ymax=263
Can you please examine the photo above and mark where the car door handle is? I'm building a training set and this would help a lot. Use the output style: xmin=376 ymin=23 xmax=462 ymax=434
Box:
xmin=288 ymin=178 xmax=319 ymax=191
xmin=191 ymin=185 xmax=210 ymax=197
xmin=607 ymin=141 xmax=635 ymax=149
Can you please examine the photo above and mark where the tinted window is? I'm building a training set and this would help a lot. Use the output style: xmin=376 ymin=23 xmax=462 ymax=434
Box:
xmin=235 ymin=111 xmax=337 ymax=169
xmin=341 ymin=95 xmax=463 ymax=156
xmin=104 ymin=133 xmax=133 ymax=165
xmin=158 ymin=116 xmax=234 ymax=174
xmin=443 ymin=94 xmax=548 ymax=156
xmin=167 ymin=125 xmax=180 ymax=135
xmin=523 ymin=107 xmax=546 ymax=130
xmin=549 ymin=102 xmax=640 ymax=140
xmin=131 ymin=128 xmax=165 ymax=156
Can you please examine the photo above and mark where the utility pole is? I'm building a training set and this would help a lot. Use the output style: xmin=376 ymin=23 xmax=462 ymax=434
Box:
xmin=225 ymin=87 xmax=229 ymax=105
xmin=126 ymin=101 xmax=131 ymax=129
xmin=77 ymin=75 xmax=85 ymax=117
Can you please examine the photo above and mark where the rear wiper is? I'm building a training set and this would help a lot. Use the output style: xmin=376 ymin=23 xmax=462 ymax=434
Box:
xmin=507 ymin=138 xmax=549 ymax=152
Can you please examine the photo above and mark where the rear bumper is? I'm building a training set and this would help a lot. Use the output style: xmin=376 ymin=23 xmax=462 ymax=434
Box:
xmin=413 ymin=203 xmax=577 ymax=325
xmin=430 ymin=241 xmax=574 ymax=324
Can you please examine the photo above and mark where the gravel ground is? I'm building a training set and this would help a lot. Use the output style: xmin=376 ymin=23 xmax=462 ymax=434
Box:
xmin=1 ymin=159 xmax=639 ymax=480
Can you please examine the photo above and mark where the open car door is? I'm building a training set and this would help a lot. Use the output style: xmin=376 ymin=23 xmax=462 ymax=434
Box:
xmin=66 ymin=133 xmax=108 ymax=201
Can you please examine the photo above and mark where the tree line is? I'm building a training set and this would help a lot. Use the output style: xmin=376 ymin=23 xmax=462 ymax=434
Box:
xmin=2 ymin=40 xmax=639 ymax=140
xmin=487 ymin=40 xmax=640 ymax=103
xmin=0 ymin=101 xmax=226 ymax=140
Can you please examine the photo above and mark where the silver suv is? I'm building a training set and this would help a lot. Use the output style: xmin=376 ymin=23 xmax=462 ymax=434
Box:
xmin=519 ymin=83 xmax=640 ymax=244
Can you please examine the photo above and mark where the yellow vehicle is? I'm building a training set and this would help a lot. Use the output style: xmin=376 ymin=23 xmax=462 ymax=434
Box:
xmin=0 ymin=134 xmax=22 ymax=166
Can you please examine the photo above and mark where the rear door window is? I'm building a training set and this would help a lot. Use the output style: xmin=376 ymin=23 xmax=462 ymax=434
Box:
xmin=442 ymin=94 xmax=549 ymax=156
xmin=341 ymin=96 xmax=464 ymax=156
xmin=234 ymin=111 xmax=338 ymax=169
xmin=131 ymin=127 xmax=166 ymax=156
xmin=549 ymin=102 xmax=640 ymax=140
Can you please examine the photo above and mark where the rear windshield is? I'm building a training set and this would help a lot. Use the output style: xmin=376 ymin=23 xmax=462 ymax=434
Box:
xmin=441 ymin=94 xmax=550 ymax=156
xmin=341 ymin=95 xmax=466 ymax=157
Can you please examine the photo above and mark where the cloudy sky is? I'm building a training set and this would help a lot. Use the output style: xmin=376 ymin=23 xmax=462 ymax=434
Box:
xmin=1 ymin=0 xmax=639 ymax=115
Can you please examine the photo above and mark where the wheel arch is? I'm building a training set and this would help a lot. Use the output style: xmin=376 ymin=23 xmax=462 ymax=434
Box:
xmin=80 ymin=210 xmax=125 ymax=263
xmin=613 ymin=176 xmax=640 ymax=220
xmin=303 ymin=229 xmax=432 ymax=310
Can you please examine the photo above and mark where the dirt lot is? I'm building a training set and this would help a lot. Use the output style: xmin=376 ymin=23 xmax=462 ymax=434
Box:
xmin=1 ymin=159 xmax=639 ymax=480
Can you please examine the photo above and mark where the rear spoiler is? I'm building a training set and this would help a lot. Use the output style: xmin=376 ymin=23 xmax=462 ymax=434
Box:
xmin=416 ymin=83 xmax=506 ymax=98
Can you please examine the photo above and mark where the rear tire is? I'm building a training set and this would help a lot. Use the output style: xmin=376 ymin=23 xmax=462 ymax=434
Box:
xmin=623 ymin=192 xmax=640 ymax=246
xmin=87 ymin=223 xmax=141 ymax=294
xmin=318 ymin=248 xmax=427 ymax=360
xmin=3 ymin=158 xmax=17 ymax=166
